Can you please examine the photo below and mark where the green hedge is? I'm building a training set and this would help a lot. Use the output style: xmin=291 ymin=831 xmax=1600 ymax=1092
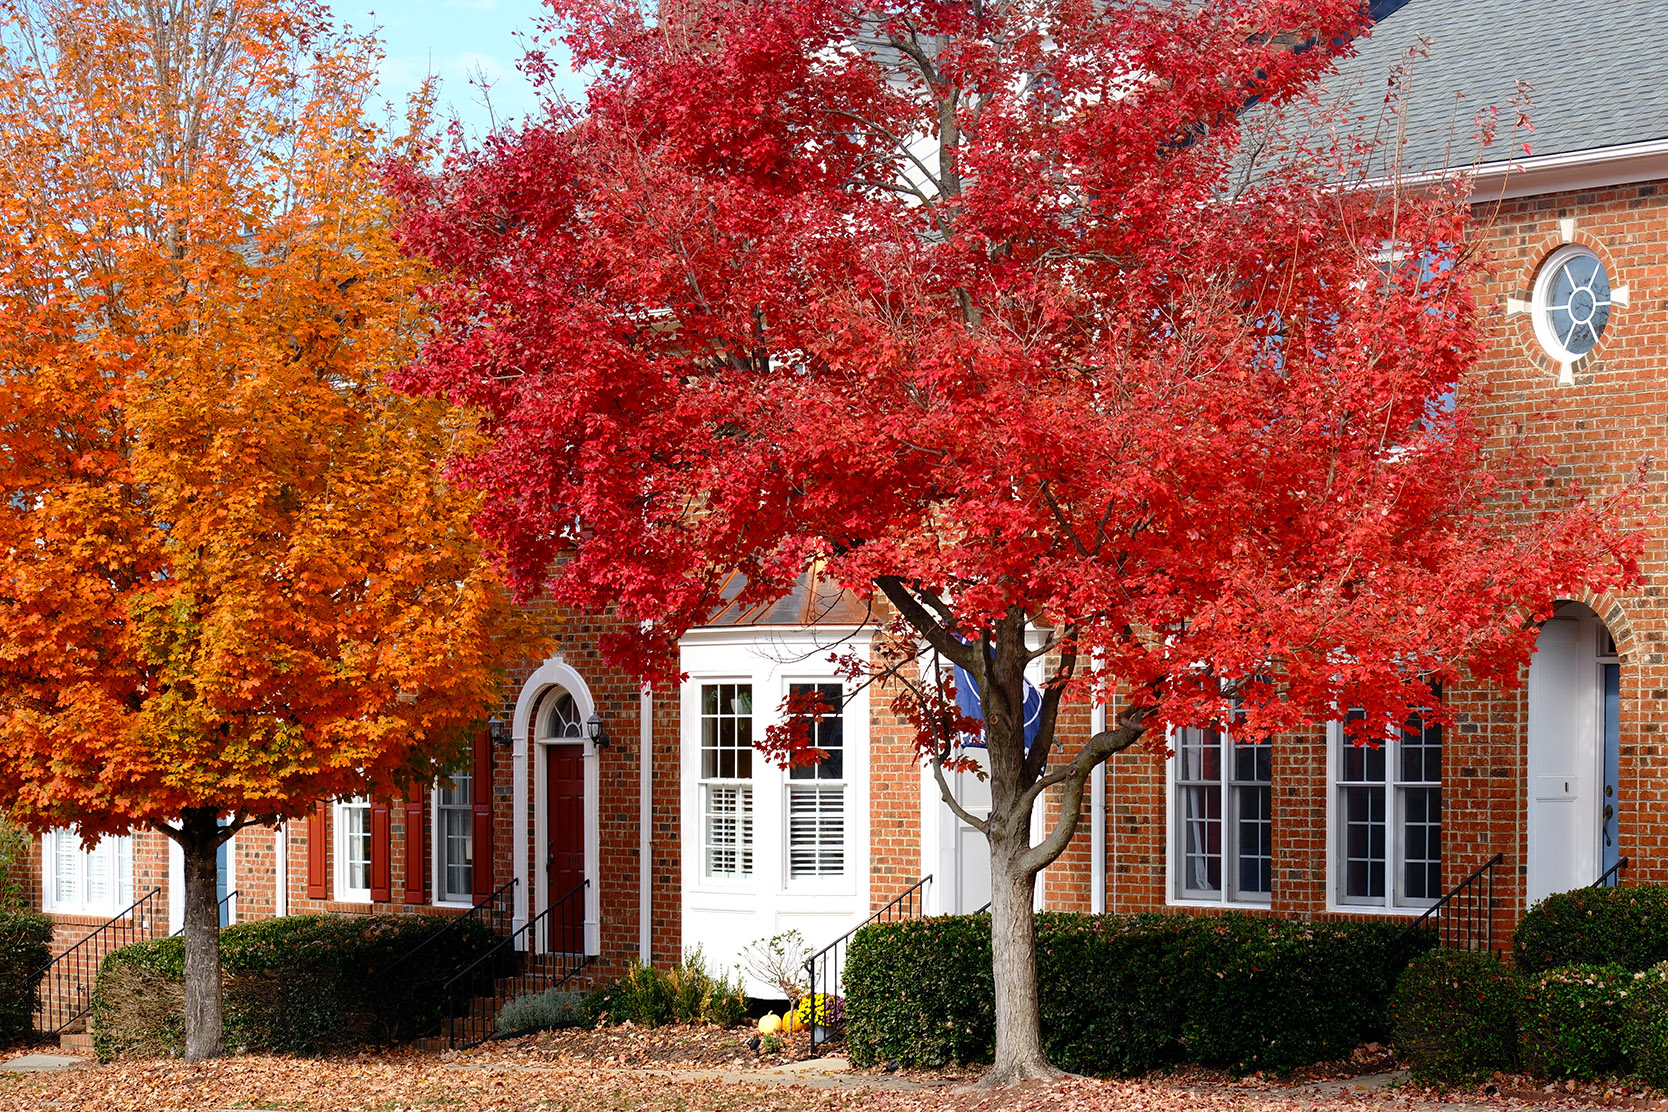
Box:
xmin=844 ymin=912 xmax=1431 ymax=1076
xmin=92 ymin=913 xmax=499 ymax=1058
xmin=1518 ymin=963 xmax=1633 ymax=1080
xmin=1514 ymin=886 xmax=1668 ymax=974
xmin=1623 ymin=962 xmax=1668 ymax=1088
xmin=0 ymin=911 xmax=53 ymax=1039
xmin=1390 ymin=949 xmax=1519 ymax=1084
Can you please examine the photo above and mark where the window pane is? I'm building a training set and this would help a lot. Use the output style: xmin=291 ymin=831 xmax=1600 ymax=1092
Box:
xmin=1401 ymin=717 xmax=1441 ymax=783
xmin=700 ymin=683 xmax=753 ymax=783
xmin=85 ymin=838 xmax=114 ymax=907
xmin=703 ymin=785 xmax=753 ymax=877
xmin=1181 ymin=785 xmax=1222 ymax=894
xmin=1177 ymin=728 xmax=1220 ymax=782
xmin=789 ymin=683 xmax=844 ymax=781
xmin=439 ymin=772 xmax=471 ymax=807
xmin=1402 ymin=786 xmax=1442 ymax=901
xmin=55 ymin=832 xmax=78 ymax=907
xmin=1233 ymin=739 xmax=1271 ymax=784
xmin=1235 ymin=784 xmax=1272 ymax=896
xmin=788 ymin=785 xmax=844 ymax=877
xmin=1343 ymin=785 xmax=1386 ymax=899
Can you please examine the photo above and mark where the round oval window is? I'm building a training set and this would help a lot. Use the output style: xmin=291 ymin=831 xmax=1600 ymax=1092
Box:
xmin=1533 ymin=246 xmax=1612 ymax=363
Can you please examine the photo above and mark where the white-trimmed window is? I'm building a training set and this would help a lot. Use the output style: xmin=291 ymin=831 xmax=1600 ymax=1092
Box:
xmin=1533 ymin=245 xmax=1613 ymax=364
xmin=335 ymin=798 xmax=372 ymax=903
xmin=700 ymin=683 xmax=754 ymax=878
xmin=1335 ymin=706 xmax=1442 ymax=909
xmin=1173 ymin=727 xmax=1272 ymax=904
xmin=787 ymin=681 xmax=845 ymax=879
xmin=436 ymin=773 xmax=473 ymax=904
xmin=43 ymin=830 xmax=132 ymax=916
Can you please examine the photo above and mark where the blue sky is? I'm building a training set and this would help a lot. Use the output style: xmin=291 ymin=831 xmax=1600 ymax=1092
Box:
xmin=337 ymin=1 xmax=590 ymax=138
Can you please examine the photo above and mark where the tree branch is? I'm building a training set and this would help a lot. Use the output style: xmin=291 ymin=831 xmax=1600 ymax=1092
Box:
xmin=1016 ymin=705 xmax=1152 ymax=877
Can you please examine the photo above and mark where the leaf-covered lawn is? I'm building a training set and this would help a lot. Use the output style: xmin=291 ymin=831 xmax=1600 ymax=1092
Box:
xmin=0 ymin=1045 xmax=1649 ymax=1112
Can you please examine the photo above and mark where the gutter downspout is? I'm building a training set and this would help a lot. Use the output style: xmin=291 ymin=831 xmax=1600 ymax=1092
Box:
xmin=1091 ymin=698 xmax=1107 ymax=916
xmin=274 ymin=822 xmax=288 ymax=917
xmin=639 ymin=682 xmax=653 ymax=962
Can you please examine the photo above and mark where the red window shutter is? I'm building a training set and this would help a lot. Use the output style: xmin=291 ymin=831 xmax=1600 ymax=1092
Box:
xmin=402 ymin=782 xmax=425 ymax=905
xmin=472 ymin=727 xmax=493 ymax=899
xmin=307 ymin=799 xmax=329 ymax=899
xmin=370 ymin=800 xmax=392 ymax=903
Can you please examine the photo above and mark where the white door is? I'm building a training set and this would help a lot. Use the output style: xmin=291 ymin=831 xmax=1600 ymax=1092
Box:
xmin=929 ymin=750 xmax=993 ymax=914
xmin=1526 ymin=615 xmax=1601 ymax=906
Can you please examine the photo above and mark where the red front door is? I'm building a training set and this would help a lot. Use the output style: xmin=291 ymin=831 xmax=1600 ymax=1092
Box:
xmin=546 ymin=743 xmax=586 ymax=905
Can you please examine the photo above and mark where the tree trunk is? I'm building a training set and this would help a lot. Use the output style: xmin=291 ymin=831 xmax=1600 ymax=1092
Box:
xmin=177 ymin=807 xmax=225 ymax=1062
xmin=981 ymin=825 xmax=1065 ymax=1087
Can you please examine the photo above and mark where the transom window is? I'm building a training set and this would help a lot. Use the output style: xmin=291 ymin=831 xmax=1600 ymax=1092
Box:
xmin=335 ymin=798 xmax=372 ymax=903
xmin=1533 ymin=246 xmax=1612 ymax=364
xmin=700 ymin=683 xmax=753 ymax=878
xmin=1335 ymin=703 xmax=1442 ymax=909
xmin=545 ymin=691 xmax=585 ymax=739
xmin=1173 ymin=726 xmax=1272 ymax=904
xmin=787 ymin=682 xmax=845 ymax=879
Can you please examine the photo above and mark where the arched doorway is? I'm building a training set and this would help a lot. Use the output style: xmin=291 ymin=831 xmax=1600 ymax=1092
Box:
xmin=511 ymin=657 xmax=600 ymax=955
xmin=1526 ymin=602 xmax=1620 ymax=905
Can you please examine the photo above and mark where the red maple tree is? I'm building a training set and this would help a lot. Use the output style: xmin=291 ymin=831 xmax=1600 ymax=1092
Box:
xmin=390 ymin=0 xmax=1638 ymax=1081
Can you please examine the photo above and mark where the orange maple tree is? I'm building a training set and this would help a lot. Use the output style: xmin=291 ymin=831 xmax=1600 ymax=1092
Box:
xmin=0 ymin=0 xmax=537 ymax=1059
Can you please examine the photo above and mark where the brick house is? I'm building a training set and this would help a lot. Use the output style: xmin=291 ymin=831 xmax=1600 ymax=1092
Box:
xmin=21 ymin=0 xmax=1668 ymax=1007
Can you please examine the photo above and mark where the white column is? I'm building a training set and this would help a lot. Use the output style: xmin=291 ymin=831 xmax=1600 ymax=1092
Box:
xmin=513 ymin=724 xmax=529 ymax=935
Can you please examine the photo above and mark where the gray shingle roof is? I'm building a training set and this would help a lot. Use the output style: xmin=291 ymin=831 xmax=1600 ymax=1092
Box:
xmin=1332 ymin=0 xmax=1668 ymax=175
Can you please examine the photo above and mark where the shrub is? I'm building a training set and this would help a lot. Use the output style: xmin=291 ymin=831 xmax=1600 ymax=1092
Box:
xmin=603 ymin=961 xmax=675 ymax=1027
xmin=0 ymin=910 xmax=53 ymax=1039
xmin=1391 ymin=949 xmax=1519 ymax=1084
xmin=92 ymin=913 xmax=499 ymax=1058
xmin=706 ymin=967 xmax=748 ymax=1028
xmin=1518 ymin=963 xmax=1633 ymax=1080
xmin=1514 ymin=886 xmax=1668 ymax=974
xmin=1623 ymin=962 xmax=1668 ymax=1088
xmin=590 ymin=953 xmax=745 ymax=1028
xmin=497 ymin=988 xmax=588 ymax=1035
xmin=844 ymin=911 xmax=1430 ymax=1075
xmin=666 ymin=948 xmax=715 ymax=1025
xmin=844 ymin=913 xmax=994 ymax=1070
xmin=1172 ymin=915 xmax=1428 ymax=1074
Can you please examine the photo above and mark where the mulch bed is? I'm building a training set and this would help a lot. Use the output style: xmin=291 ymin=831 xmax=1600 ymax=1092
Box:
xmin=510 ymin=1020 xmax=815 ymax=1069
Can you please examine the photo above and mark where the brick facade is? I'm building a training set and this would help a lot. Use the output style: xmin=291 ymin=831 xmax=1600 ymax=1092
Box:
xmin=20 ymin=73 xmax=1668 ymax=996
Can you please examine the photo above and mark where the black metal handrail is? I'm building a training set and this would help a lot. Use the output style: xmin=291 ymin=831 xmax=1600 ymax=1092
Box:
xmin=805 ymin=876 xmax=932 ymax=1053
xmin=440 ymin=879 xmax=591 ymax=1049
xmin=32 ymin=886 xmax=164 ymax=1037
xmin=378 ymin=877 xmax=518 ymax=982
xmin=1394 ymin=853 xmax=1503 ymax=953
xmin=1592 ymin=856 xmax=1630 ymax=888
xmin=169 ymin=889 xmax=239 ymax=937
